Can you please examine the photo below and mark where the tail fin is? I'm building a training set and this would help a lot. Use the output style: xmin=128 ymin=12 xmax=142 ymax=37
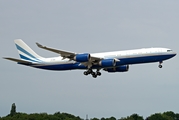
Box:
xmin=15 ymin=39 xmax=43 ymax=62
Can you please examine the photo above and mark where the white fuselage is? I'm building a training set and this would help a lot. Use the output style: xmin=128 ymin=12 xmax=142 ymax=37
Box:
xmin=39 ymin=48 xmax=175 ymax=64
xmin=26 ymin=47 xmax=176 ymax=71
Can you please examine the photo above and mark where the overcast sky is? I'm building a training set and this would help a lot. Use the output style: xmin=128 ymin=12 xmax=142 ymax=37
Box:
xmin=0 ymin=0 xmax=179 ymax=119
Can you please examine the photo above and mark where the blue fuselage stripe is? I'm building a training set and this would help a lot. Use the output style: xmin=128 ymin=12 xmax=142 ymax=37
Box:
xmin=26 ymin=53 xmax=175 ymax=71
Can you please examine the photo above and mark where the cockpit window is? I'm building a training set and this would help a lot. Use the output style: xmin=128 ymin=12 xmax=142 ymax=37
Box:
xmin=167 ymin=50 xmax=172 ymax=52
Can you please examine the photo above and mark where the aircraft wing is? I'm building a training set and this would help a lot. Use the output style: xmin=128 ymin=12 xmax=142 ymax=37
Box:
xmin=3 ymin=57 xmax=33 ymax=64
xmin=36 ymin=42 xmax=76 ymax=59
xmin=36 ymin=42 xmax=103 ymax=62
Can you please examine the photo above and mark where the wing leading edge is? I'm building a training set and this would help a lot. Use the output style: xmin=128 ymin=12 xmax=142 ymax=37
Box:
xmin=36 ymin=42 xmax=103 ymax=64
xmin=36 ymin=42 xmax=76 ymax=59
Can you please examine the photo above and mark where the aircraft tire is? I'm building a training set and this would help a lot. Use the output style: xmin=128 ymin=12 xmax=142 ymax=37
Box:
xmin=91 ymin=72 xmax=95 ymax=75
xmin=92 ymin=74 xmax=97 ymax=78
xmin=159 ymin=65 xmax=162 ymax=68
xmin=97 ymin=72 xmax=101 ymax=76
xmin=84 ymin=71 xmax=88 ymax=75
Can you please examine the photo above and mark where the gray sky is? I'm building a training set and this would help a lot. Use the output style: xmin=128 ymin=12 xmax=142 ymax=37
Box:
xmin=0 ymin=0 xmax=179 ymax=119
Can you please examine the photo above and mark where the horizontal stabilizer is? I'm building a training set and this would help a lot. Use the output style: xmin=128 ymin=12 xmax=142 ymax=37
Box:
xmin=3 ymin=57 xmax=33 ymax=64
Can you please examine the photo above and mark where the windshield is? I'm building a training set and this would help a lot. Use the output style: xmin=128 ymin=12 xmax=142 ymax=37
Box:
xmin=167 ymin=49 xmax=172 ymax=52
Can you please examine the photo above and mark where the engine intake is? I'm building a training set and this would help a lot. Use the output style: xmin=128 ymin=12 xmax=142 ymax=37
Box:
xmin=74 ymin=53 xmax=90 ymax=62
xmin=104 ymin=65 xmax=129 ymax=72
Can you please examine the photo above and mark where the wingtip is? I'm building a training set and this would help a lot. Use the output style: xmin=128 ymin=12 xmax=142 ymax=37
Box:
xmin=3 ymin=57 xmax=8 ymax=59
xmin=3 ymin=57 xmax=13 ymax=61
xmin=36 ymin=42 xmax=42 ymax=47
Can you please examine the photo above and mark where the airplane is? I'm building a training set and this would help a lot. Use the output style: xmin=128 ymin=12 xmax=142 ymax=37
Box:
xmin=3 ymin=39 xmax=176 ymax=78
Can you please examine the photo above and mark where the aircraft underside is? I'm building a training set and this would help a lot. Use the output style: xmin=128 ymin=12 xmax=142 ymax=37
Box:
xmin=27 ymin=53 xmax=175 ymax=78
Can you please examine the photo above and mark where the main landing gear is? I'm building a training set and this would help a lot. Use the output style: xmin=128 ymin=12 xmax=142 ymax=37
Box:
xmin=158 ymin=61 xmax=163 ymax=68
xmin=83 ymin=69 xmax=101 ymax=78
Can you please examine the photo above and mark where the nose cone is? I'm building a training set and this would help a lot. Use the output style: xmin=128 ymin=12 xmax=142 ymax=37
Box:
xmin=172 ymin=52 xmax=177 ymax=57
xmin=174 ymin=52 xmax=177 ymax=56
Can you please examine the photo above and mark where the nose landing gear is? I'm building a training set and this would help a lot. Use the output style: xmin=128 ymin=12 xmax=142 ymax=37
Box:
xmin=158 ymin=61 xmax=163 ymax=68
xmin=159 ymin=65 xmax=162 ymax=68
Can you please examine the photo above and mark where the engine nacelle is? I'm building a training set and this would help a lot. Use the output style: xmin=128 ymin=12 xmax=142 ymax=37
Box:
xmin=104 ymin=65 xmax=129 ymax=72
xmin=74 ymin=53 xmax=90 ymax=62
xmin=99 ymin=59 xmax=116 ymax=67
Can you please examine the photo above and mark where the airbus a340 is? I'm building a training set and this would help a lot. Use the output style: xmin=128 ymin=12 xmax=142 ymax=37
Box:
xmin=4 ymin=39 xmax=176 ymax=78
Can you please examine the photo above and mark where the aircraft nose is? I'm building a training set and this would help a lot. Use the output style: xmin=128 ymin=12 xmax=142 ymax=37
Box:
xmin=173 ymin=52 xmax=177 ymax=57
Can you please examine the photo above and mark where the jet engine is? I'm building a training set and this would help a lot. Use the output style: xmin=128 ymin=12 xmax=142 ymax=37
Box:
xmin=104 ymin=65 xmax=129 ymax=72
xmin=74 ymin=53 xmax=91 ymax=62
xmin=99 ymin=59 xmax=117 ymax=67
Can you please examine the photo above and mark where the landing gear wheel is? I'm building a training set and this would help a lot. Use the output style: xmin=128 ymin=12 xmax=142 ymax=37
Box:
xmin=159 ymin=61 xmax=163 ymax=68
xmin=84 ymin=71 xmax=88 ymax=75
xmin=159 ymin=65 xmax=162 ymax=68
xmin=91 ymin=72 xmax=95 ymax=76
xmin=97 ymin=72 xmax=101 ymax=76
xmin=84 ymin=68 xmax=101 ymax=78
xmin=92 ymin=74 xmax=97 ymax=78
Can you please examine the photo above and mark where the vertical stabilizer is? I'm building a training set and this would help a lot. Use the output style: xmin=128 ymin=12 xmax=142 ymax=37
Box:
xmin=15 ymin=39 xmax=43 ymax=62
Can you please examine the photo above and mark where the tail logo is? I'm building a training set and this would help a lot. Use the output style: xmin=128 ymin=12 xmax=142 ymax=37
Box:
xmin=15 ymin=44 xmax=42 ymax=62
